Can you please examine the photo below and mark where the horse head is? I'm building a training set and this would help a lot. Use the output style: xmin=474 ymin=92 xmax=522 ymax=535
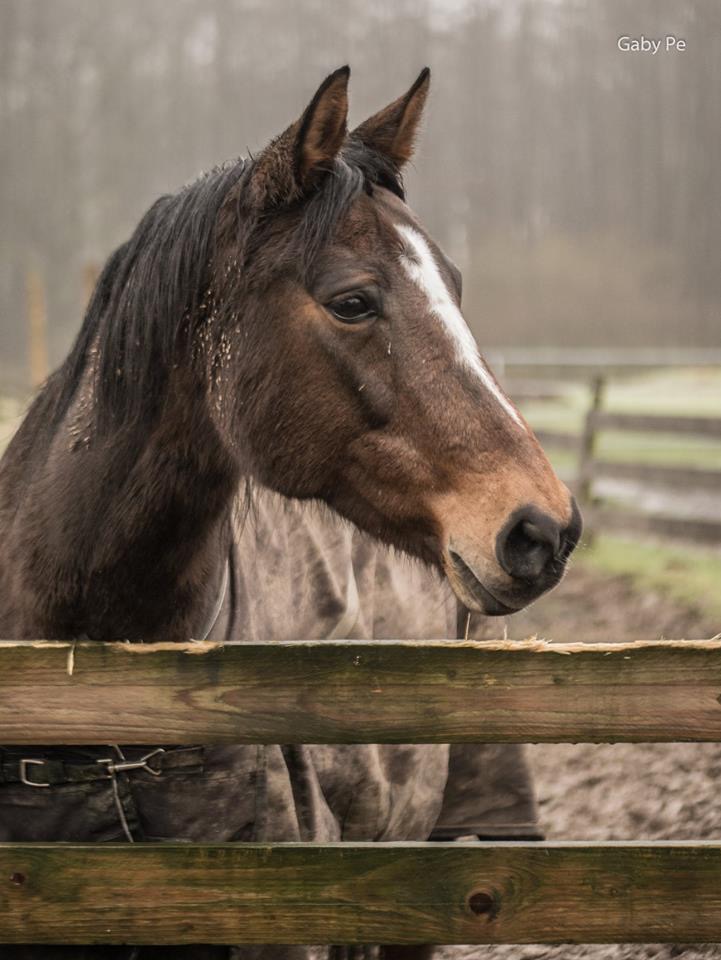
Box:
xmin=204 ymin=66 xmax=580 ymax=616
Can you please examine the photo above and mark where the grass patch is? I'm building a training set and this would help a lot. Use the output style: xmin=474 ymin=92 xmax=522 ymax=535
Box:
xmin=578 ymin=533 xmax=721 ymax=625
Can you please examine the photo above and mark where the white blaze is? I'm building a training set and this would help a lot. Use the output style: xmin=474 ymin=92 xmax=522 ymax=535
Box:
xmin=396 ymin=223 xmax=525 ymax=429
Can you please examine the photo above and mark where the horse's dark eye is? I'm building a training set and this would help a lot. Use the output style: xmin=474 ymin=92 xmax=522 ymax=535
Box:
xmin=328 ymin=294 xmax=375 ymax=324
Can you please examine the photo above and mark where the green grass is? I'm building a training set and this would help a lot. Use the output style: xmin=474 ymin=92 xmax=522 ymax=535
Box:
xmin=579 ymin=533 xmax=721 ymax=625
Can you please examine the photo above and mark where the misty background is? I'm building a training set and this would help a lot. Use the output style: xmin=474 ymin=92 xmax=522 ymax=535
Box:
xmin=1 ymin=0 xmax=720 ymax=390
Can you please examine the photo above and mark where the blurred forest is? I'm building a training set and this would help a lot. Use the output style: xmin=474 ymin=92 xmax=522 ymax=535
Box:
xmin=1 ymin=0 xmax=720 ymax=389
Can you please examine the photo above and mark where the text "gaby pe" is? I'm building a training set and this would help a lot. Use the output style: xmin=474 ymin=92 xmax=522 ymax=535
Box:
xmin=618 ymin=35 xmax=686 ymax=54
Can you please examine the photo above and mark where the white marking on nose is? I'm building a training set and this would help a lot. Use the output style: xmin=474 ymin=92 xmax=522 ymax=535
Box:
xmin=396 ymin=223 xmax=525 ymax=429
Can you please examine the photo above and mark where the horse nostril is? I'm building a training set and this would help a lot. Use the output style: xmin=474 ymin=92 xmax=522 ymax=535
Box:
xmin=496 ymin=507 xmax=565 ymax=583
xmin=521 ymin=519 xmax=560 ymax=554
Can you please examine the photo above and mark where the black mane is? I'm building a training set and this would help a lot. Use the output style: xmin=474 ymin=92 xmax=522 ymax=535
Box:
xmin=44 ymin=141 xmax=404 ymax=432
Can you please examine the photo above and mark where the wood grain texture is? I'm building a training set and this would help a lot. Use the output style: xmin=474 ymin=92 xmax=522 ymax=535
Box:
xmin=1 ymin=842 xmax=721 ymax=944
xmin=1 ymin=639 xmax=721 ymax=743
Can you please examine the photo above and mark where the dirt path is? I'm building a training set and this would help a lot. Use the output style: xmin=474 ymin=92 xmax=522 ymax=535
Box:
xmin=439 ymin=562 xmax=721 ymax=960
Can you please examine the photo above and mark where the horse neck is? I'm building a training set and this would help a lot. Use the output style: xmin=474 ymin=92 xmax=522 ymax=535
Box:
xmin=0 ymin=367 xmax=240 ymax=641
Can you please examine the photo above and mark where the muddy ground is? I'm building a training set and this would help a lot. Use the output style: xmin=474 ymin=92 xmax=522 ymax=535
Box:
xmin=440 ymin=560 xmax=721 ymax=960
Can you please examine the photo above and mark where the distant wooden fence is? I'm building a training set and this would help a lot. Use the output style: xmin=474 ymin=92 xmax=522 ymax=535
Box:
xmin=489 ymin=347 xmax=721 ymax=376
xmin=0 ymin=264 xmax=100 ymax=397
xmin=513 ymin=373 xmax=721 ymax=544
xmin=2 ymin=638 xmax=721 ymax=945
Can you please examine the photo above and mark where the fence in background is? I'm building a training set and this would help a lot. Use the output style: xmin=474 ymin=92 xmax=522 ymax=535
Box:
xmin=488 ymin=347 xmax=721 ymax=376
xmin=2 ymin=638 xmax=721 ymax=945
xmin=504 ymin=364 xmax=721 ymax=545
xmin=0 ymin=264 xmax=100 ymax=399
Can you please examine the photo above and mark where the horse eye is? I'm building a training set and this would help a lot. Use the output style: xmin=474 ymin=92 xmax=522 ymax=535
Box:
xmin=328 ymin=294 xmax=375 ymax=324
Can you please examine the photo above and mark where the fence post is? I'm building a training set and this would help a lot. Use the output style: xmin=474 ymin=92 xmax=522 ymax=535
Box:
xmin=82 ymin=262 xmax=99 ymax=309
xmin=576 ymin=374 xmax=605 ymax=540
xmin=26 ymin=266 xmax=49 ymax=389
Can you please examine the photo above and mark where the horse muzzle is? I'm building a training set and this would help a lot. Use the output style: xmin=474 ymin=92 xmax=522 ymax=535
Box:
xmin=443 ymin=499 xmax=583 ymax=615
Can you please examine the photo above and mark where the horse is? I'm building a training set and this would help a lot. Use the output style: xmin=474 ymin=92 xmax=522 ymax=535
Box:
xmin=0 ymin=67 xmax=581 ymax=960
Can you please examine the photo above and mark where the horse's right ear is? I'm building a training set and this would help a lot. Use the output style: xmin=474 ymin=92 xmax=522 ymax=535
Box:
xmin=249 ymin=67 xmax=350 ymax=207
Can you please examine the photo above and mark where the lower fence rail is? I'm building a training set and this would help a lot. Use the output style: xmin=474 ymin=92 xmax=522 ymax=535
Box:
xmin=3 ymin=640 xmax=721 ymax=945
xmin=1 ymin=841 xmax=721 ymax=945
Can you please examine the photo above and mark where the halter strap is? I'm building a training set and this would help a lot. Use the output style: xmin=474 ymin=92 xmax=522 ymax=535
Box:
xmin=196 ymin=557 xmax=230 ymax=641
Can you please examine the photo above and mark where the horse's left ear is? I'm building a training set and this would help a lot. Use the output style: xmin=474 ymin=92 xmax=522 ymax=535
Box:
xmin=249 ymin=66 xmax=350 ymax=206
xmin=351 ymin=67 xmax=430 ymax=168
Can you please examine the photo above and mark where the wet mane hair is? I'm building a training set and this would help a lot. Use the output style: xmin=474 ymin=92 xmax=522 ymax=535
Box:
xmin=44 ymin=140 xmax=404 ymax=433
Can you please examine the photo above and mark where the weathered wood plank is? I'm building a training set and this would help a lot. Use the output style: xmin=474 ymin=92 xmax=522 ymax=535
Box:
xmin=591 ymin=411 xmax=721 ymax=438
xmin=589 ymin=459 xmax=721 ymax=491
xmin=576 ymin=375 xmax=605 ymax=510
xmin=1 ymin=640 xmax=721 ymax=743
xmin=587 ymin=508 xmax=721 ymax=545
xmin=1 ymin=842 xmax=721 ymax=944
xmin=486 ymin=346 xmax=721 ymax=371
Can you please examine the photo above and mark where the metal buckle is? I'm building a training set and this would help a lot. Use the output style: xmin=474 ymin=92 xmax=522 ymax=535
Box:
xmin=19 ymin=758 xmax=50 ymax=788
xmin=97 ymin=747 xmax=165 ymax=777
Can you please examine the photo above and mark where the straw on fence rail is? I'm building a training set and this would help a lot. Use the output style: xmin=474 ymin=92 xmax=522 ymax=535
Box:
xmin=2 ymin=639 xmax=721 ymax=744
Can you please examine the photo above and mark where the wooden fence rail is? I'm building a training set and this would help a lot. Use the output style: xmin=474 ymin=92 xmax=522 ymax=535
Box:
xmin=515 ymin=377 xmax=721 ymax=545
xmin=3 ymin=639 xmax=721 ymax=945
xmin=586 ymin=460 xmax=721 ymax=491
xmin=3 ymin=841 xmax=721 ymax=945
xmin=3 ymin=639 xmax=721 ymax=744
xmin=533 ymin=428 xmax=580 ymax=452
xmin=585 ymin=507 xmax=721 ymax=545
xmin=581 ymin=407 xmax=721 ymax=542
xmin=589 ymin=411 xmax=721 ymax=438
